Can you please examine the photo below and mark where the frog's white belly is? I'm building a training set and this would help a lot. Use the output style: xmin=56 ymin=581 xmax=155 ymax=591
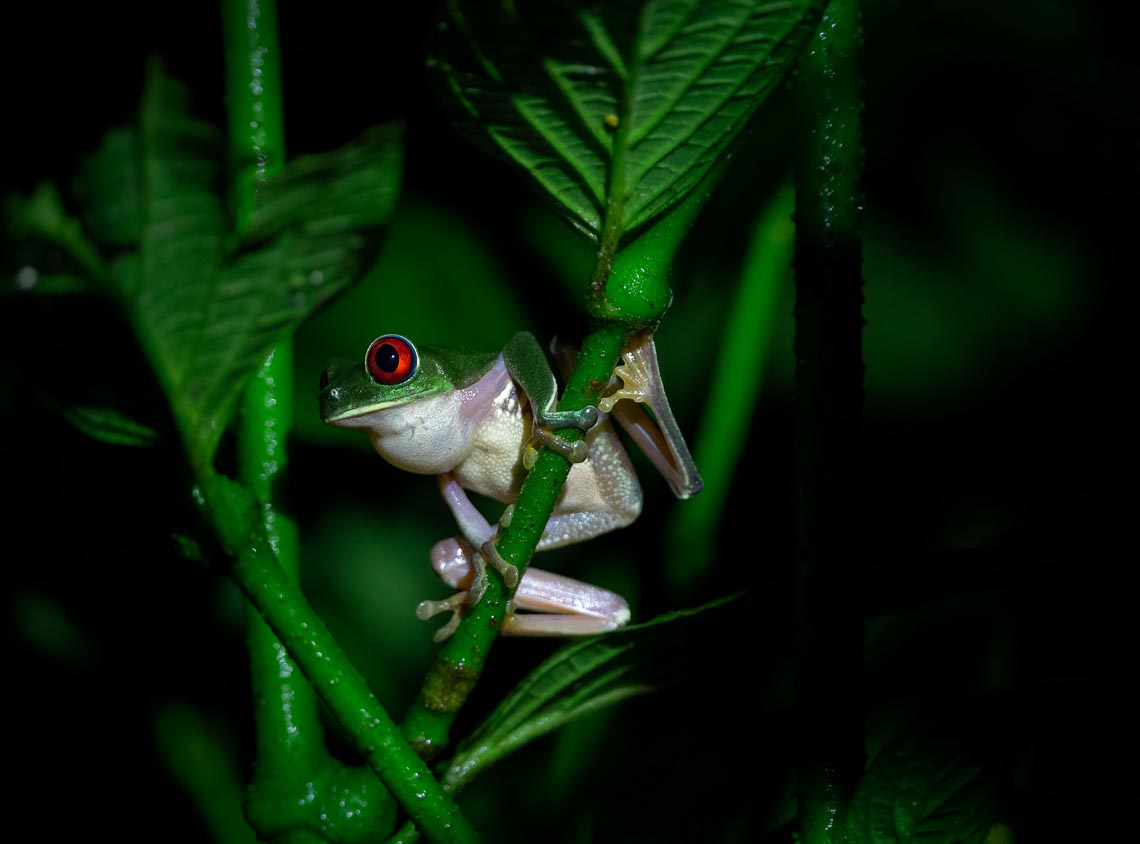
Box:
xmin=453 ymin=373 xmax=530 ymax=503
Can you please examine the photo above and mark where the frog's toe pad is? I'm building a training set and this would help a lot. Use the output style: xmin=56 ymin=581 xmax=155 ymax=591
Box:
xmin=416 ymin=592 xmax=468 ymax=641
xmin=481 ymin=541 xmax=519 ymax=588
xmin=577 ymin=406 xmax=599 ymax=429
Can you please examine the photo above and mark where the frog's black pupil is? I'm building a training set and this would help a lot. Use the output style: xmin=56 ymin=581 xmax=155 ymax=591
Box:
xmin=374 ymin=343 xmax=400 ymax=373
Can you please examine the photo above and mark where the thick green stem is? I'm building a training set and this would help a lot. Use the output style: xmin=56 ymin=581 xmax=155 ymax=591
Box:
xmin=792 ymin=1 xmax=866 ymax=841
xmin=222 ymin=2 xmax=421 ymax=840
xmin=224 ymin=0 xmax=331 ymax=820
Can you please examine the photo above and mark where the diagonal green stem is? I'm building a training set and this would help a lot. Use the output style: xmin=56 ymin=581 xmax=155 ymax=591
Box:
xmin=199 ymin=471 xmax=478 ymax=842
xmin=791 ymin=0 xmax=866 ymax=841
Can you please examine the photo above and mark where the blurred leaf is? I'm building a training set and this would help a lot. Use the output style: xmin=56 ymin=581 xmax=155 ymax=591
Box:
xmin=429 ymin=0 xmax=821 ymax=243
xmin=74 ymin=127 xmax=143 ymax=248
xmin=443 ymin=594 xmax=738 ymax=791
xmin=4 ymin=182 xmax=109 ymax=289
xmin=665 ymin=181 xmax=793 ymax=591
xmin=11 ymin=592 xmax=96 ymax=667
xmin=58 ymin=403 xmax=159 ymax=447
xmin=4 ymin=271 xmax=90 ymax=295
xmin=154 ymin=705 xmax=259 ymax=844
xmin=844 ymin=720 xmax=1000 ymax=844
xmin=67 ymin=64 xmax=402 ymax=470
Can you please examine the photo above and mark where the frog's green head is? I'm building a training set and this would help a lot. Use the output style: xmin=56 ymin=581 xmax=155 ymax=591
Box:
xmin=318 ymin=334 xmax=497 ymax=426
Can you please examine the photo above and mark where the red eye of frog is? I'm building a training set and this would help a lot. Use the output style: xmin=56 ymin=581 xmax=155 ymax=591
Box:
xmin=366 ymin=334 xmax=418 ymax=385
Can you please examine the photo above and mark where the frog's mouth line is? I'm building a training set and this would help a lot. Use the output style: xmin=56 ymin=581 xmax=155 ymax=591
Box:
xmin=319 ymin=389 xmax=432 ymax=425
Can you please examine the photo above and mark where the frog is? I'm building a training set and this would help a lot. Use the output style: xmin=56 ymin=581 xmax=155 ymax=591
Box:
xmin=318 ymin=330 xmax=701 ymax=639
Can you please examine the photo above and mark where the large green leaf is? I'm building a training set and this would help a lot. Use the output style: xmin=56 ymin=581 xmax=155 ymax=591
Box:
xmin=442 ymin=595 xmax=738 ymax=791
xmin=844 ymin=721 xmax=1001 ymax=844
xmin=429 ymin=0 xmax=821 ymax=244
xmin=64 ymin=66 xmax=402 ymax=470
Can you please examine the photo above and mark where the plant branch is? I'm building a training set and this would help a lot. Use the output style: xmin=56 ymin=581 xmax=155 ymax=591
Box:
xmin=222 ymin=2 xmax=424 ymax=840
xmin=791 ymin=0 xmax=866 ymax=840
xmin=199 ymin=472 xmax=478 ymax=843
xmin=223 ymin=0 xmax=337 ymax=832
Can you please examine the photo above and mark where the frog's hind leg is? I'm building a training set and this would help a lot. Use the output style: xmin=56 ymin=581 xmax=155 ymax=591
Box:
xmin=533 ymin=419 xmax=643 ymax=551
xmin=429 ymin=536 xmax=630 ymax=637
xmin=436 ymin=472 xmax=518 ymax=605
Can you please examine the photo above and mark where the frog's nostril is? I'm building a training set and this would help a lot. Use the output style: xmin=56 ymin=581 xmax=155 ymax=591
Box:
xmin=319 ymin=368 xmax=329 ymax=391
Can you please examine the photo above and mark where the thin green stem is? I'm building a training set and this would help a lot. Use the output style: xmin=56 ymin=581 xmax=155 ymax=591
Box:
xmin=791 ymin=0 xmax=866 ymax=841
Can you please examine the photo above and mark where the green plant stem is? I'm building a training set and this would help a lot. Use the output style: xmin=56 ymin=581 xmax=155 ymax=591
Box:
xmin=199 ymin=481 xmax=478 ymax=843
xmin=224 ymin=0 xmax=334 ymax=822
xmin=791 ymin=0 xmax=866 ymax=841
xmin=222 ymin=3 xmax=428 ymax=840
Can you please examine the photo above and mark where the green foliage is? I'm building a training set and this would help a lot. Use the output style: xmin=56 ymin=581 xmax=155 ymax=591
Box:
xmin=443 ymin=596 xmax=738 ymax=791
xmin=9 ymin=64 xmax=402 ymax=472
xmin=57 ymin=403 xmax=160 ymax=447
xmin=844 ymin=722 xmax=1000 ymax=844
xmin=429 ymin=0 xmax=822 ymax=247
xmin=5 ymin=1 xmax=1121 ymax=841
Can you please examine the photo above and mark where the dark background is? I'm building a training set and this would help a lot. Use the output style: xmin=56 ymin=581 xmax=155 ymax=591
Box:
xmin=2 ymin=1 xmax=1132 ymax=840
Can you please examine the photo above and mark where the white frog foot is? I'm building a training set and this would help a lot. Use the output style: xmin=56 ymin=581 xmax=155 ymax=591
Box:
xmin=416 ymin=591 xmax=469 ymax=642
xmin=598 ymin=341 xmax=652 ymax=412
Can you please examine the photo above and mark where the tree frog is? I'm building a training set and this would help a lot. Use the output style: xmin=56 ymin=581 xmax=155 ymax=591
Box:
xmin=318 ymin=331 xmax=701 ymax=639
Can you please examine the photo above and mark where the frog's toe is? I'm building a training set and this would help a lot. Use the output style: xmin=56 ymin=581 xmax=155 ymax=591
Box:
xmin=416 ymin=592 xmax=468 ymax=641
xmin=481 ymin=540 xmax=519 ymax=588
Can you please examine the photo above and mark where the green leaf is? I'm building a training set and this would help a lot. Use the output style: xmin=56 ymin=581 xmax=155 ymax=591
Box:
xmin=73 ymin=65 xmax=403 ymax=471
xmin=429 ymin=0 xmax=821 ymax=245
xmin=844 ymin=721 xmax=1001 ymax=844
xmin=4 ymin=182 xmax=109 ymax=289
xmin=59 ymin=403 xmax=160 ymax=447
xmin=442 ymin=595 xmax=738 ymax=791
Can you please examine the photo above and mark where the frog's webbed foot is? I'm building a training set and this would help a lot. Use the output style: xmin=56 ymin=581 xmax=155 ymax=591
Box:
xmin=598 ymin=342 xmax=653 ymax=412
xmin=416 ymin=592 xmax=468 ymax=642
xmin=461 ymin=538 xmax=519 ymax=607
xmin=421 ymin=536 xmax=520 ymax=640
xmin=597 ymin=332 xmax=704 ymax=500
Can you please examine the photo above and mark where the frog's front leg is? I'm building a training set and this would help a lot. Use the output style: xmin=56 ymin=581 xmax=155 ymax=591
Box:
xmin=424 ymin=536 xmax=630 ymax=637
xmin=503 ymin=331 xmax=598 ymax=466
xmin=418 ymin=463 xmax=637 ymax=639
